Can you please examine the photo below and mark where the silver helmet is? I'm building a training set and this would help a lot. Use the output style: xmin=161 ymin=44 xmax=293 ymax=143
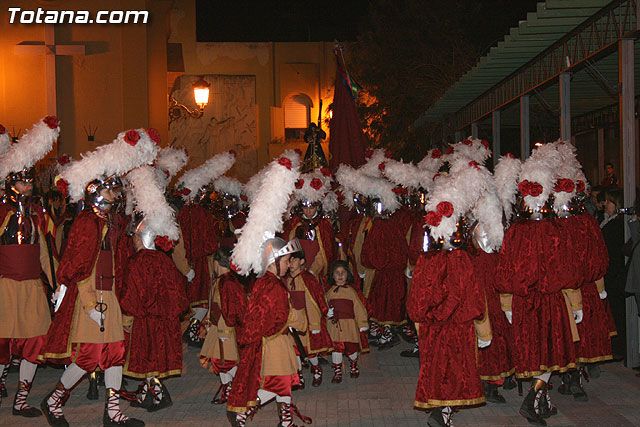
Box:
xmin=260 ymin=237 xmax=302 ymax=277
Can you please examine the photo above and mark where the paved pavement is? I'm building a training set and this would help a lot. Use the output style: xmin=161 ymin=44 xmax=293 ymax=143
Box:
xmin=1 ymin=340 xmax=640 ymax=426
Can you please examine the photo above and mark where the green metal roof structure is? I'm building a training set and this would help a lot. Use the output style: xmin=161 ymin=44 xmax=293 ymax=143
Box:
xmin=415 ymin=0 xmax=637 ymax=130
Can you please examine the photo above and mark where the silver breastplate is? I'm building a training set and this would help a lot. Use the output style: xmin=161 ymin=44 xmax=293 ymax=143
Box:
xmin=2 ymin=211 xmax=36 ymax=245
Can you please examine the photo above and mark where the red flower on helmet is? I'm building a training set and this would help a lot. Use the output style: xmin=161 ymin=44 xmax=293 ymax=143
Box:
xmin=425 ymin=211 xmax=442 ymax=227
xmin=310 ymin=178 xmax=323 ymax=190
xmin=480 ymin=140 xmax=490 ymax=149
xmin=278 ymin=157 xmax=292 ymax=170
xmin=576 ymin=180 xmax=585 ymax=193
xmin=519 ymin=180 xmax=543 ymax=197
xmin=0 ymin=124 xmax=5 ymax=135
xmin=154 ymin=235 xmax=174 ymax=251
xmin=295 ymin=179 xmax=305 ymax=189
xmin=392 ymin=186 xmax=408 ymax=195
xmin=229 ymin=149 xmax=237 ymax=157
xmin=56 ymin=178 xmax=69 ymax=197
xmin=240 ymin=195 xmax=248 ymax=202
xmin=554 ymin=178 xmax=575 ymax=193
xmin=506 ymin=153 xmax=515 ymax=159
xmin=320 ymin=167 xmax=332 ymax=177
xmin=44 ymin=115 xmax=59 ymax=129
xmin=469 ymin=161 xmax=480 ymax=170
xmin=57 ymin=155 xmax=70 ymax=166
xmin=436 ymin=201 xmax=454 ymax=217
xmin=431 ymin=148 xmax=442 ymax=159
xmin=462 ymin=139 xmax=472 ymax=146
xmin=446 ymin=146 xmax=454 ymax=155
xmin=378 ymin=162 xmax=386 ymax=171
xmin=384 ymin=149 xmax=392 ymax=158
xmin=179 ymin=188 xmax=191 ymax=196
xmin=145 ymin=128 xmax=161 ymax=145
xmin=124 ymin=129 xmax=140 ymax=146
xmin=365 ymin=149 xmax=374 ymax=159
xmin=529 ymin=183 xmax=543 ymax=196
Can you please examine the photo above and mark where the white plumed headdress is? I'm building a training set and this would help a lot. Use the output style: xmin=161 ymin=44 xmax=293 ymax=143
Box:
xmin=518 ymin=142 xmax=562 ymax=211
xmin=154 ymin=147 xmax=188 ymax=189
xmin=0 ymin=116 xmax=59 ymax=178
xmin=176 ymin=151 xmax=236 ymax=200
xmin=493 ymin=154 xmax=522 ymax=221
xmin=0 ymin=125 xmax=11 ymax=158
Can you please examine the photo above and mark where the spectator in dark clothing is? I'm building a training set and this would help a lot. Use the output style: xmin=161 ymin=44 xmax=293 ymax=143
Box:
xmin=601 ymin=188 xmax=626 ymax=361
xmin=585 ymin=185 xmax=604 ymax=222
xmin=601 ymin=162 xmax=620 ymax=188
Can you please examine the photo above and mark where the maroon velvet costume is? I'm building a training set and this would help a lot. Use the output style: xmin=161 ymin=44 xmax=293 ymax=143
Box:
xmin=120 ymin=249 xmax=189 ymax=378
xmin=564 ymin=213 xmax=615 ymax=362
xmin=471 ymin=249 xmax=514 ymax=380
xmin=288 ymin=270 xmax=333 ymax=354
xmin=283 ymin=215 xmax=335 ymax=279
xmin=407 ymin=249 xmax=485 ymax=409
xmin=339 ymin=212 xmax=368 ymax=290
xmin=40 ymin=211 xmax=119 ymax=363
xmin=177 ymin=204 xmax=219 ymax=307
xmin=215 ymin=212 xmax=246 ymax=249
xmin=361 ymin=212 xmax=408 ymax=325
xmin=227 ymin=272 xmax=294 ymax=413
xmin=497 ymin=219 xmax=580 ymax=378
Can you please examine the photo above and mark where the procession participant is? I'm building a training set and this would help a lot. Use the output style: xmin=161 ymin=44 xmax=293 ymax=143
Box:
xmin=283 ymin=168 xmax=336 ymax=280
xmin=551 ymin=142 xmax=611 ymax=402
xmin=226 ymin=151 xmax=311 ymax=427
xmin=212 ymin=176 xmax=247 ymax=248
xmin=286 ymin=250 xmax=333 ymax=388
xmin=0 ymin=116 xmax=60 ymax=416
xmin=173 ymin=151 xmax=236 ymax=347
xmin=408 ymin=138 xmax=498 ymax=427
xmin=200 ymin=246 xmax=248 ymax=405
xmin=325 ymin=260 xmax=369 ymax=383
xmin=497 ymin=142 xmax=584 ymax=426
xmin=119 ymin=165 xmax=188 ymax=412
xmin=40 ymin=127 xmax=159 ymax=427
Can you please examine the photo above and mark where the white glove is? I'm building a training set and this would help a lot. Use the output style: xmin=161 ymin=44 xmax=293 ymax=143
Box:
xmin=573 ymin=309 xmax=583 ymax=324
xmin=51 ymin=291 xmax=60 ymax=305
xmin=311 ymin=330 xmax=321 ymax=335
xmin=405 ymin=268 xmax=413 ymax=279
xmin=477 ymin=338 xmax=491 ymax=348
xmin=219 ymin=337 xmax=229 ymax=342
xmin=327 ymin=307 xmax=334 ymax=318
xmin=505 ymin=311 xmax=513 ymax=324
xmin=359 ymin=326 xmax=369 ymax=332
xmin=358 ymin=271 xmax=365 ymax=279
xmin=599 ymin=290 xmax=608 ymax=299
xmin=186 ymin=269 xmax=195 ymax=282
xmin=88 ymin=308 xmax=102 ymax=327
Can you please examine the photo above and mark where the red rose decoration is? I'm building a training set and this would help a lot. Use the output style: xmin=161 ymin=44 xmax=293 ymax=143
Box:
xmin=506 ymin=153 xmax=515 ymax=159
xmin=56 ymin=178 xmax=69 ymax=197
xmin=295 ymin=179 xmax=304 ymax=189
xmin=240 ymin=195 xmax=248 ymax=202
xmin=392 ymin=186 xmax=408 ymax=195
xmin=425 ymin=211 xmax=442 ymax=227
xmin=310 ymin=178 xmax=323 ymax=190
xmin=554 ymin=178 xmax=574 ymax=193
xmin=480 ymin=140 xmax=490 ymax=149
xmin=576 ymin=180 xmax=585 ymax=193
xmin=446 ymin=146 xmax=454 ymax=155
xmin=431 ymin=148 xmax=442 ymax=159
xmin=518 ymin=180 xmax=531 ymax=196
xmin=145 ymin=128 xmax=161 ymax=144
xmin=154 ymin=235 xmax=174 ymax=251
xmin=179 ymin=188 xmax=191 ymax=196
xmin=57 ymin=155 xmax=70 ymax=166
xmin=229 ymin=150 xmax=237 ymax=157
xmin=320 ymin=167 xmax=332 ymax=177
xmin=384 ymin=149 xmax=392 ymax=158
xmin=469 ymin=160 xmax=480 ymax=170
xmin=124 ymin=129 xmax=140 ymax=146
xmin=462 ymin=139 xmax=472 ymax=146
xmin=436 ymin=201 xmax=454 ymax=217
xmin=43 ymin=115 xmax=59 ymax=129
xmin=529 ymin=182 xmax=543 ymax=197
xmin=378 ymin=162 xmax=386 ymax=171
xmin=294 ymin=149 xmax=302 ymax=156
xmin=0 ymin=124 xmax=5 ymax=135
xmin=278 ymin=157 xmax=292 ymax=170
xmin=365 ymin=149 xmax=374 ymax=159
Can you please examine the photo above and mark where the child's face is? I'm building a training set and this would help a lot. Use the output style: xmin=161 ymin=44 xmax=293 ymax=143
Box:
xmin=289 ymin=257 xmax=304 ymax=273
xmin=277 ymin=254 xmax=291 ymax=277
xmin=333 ymin=266 xmax=348 ymax=285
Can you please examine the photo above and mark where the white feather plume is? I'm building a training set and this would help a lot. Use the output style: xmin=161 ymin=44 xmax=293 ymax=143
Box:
xmin=61 ymin=128 xmax=159 ymax=202
xmin=213 ymin=176 xmax=244 ymax=197
xmin=359 ymin=148 xmax=389 ymax=178
xmin=126 ymin=165 xmax=179 ymax=241
xmin=322 ymin=190 xmax=339 ymax=214
xmin=154 ymin=147 xmax=188 ymax=189
xmin=177 ymin=151 xmax=236 ymax=200
xmin=231 ymin=152 xmax=301 ymax=276
xmin=0 ymin=116 xmax=59 ymax=179
xmin=449 ymin=137 xmax=492 ymax=165
xmin=0 ymin=128 xmax=11 ymax=157
xmin=382 ymin=159 xmax=421 ymax=189
xmin=552 ymin=141 xmax=587 ymax=212
xmin=244 ymin=149 xmax=301 ymax=204
xmin=493 ymin=154 xmax=522 ymax=221
xmin=335 ymin=164 xmax=399 ymax=213
xmin=471 ymin=185 xmax=504 ymax=251
xmin=519 ymin=143 xmax=562 ymax=210
xmin=292 ymin=170 xmax=333 ymax=204
xmin=416 ymin=148 xmax=444 ymax=191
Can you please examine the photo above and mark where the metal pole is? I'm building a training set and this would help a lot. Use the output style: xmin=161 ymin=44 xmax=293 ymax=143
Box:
xmin=492 ymin=110 xmax=501 ymax=167
xmin=520 ymin=95 xmax=530 ymax=160
xmin=560 ymin=72 xmax=572 ymax=141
